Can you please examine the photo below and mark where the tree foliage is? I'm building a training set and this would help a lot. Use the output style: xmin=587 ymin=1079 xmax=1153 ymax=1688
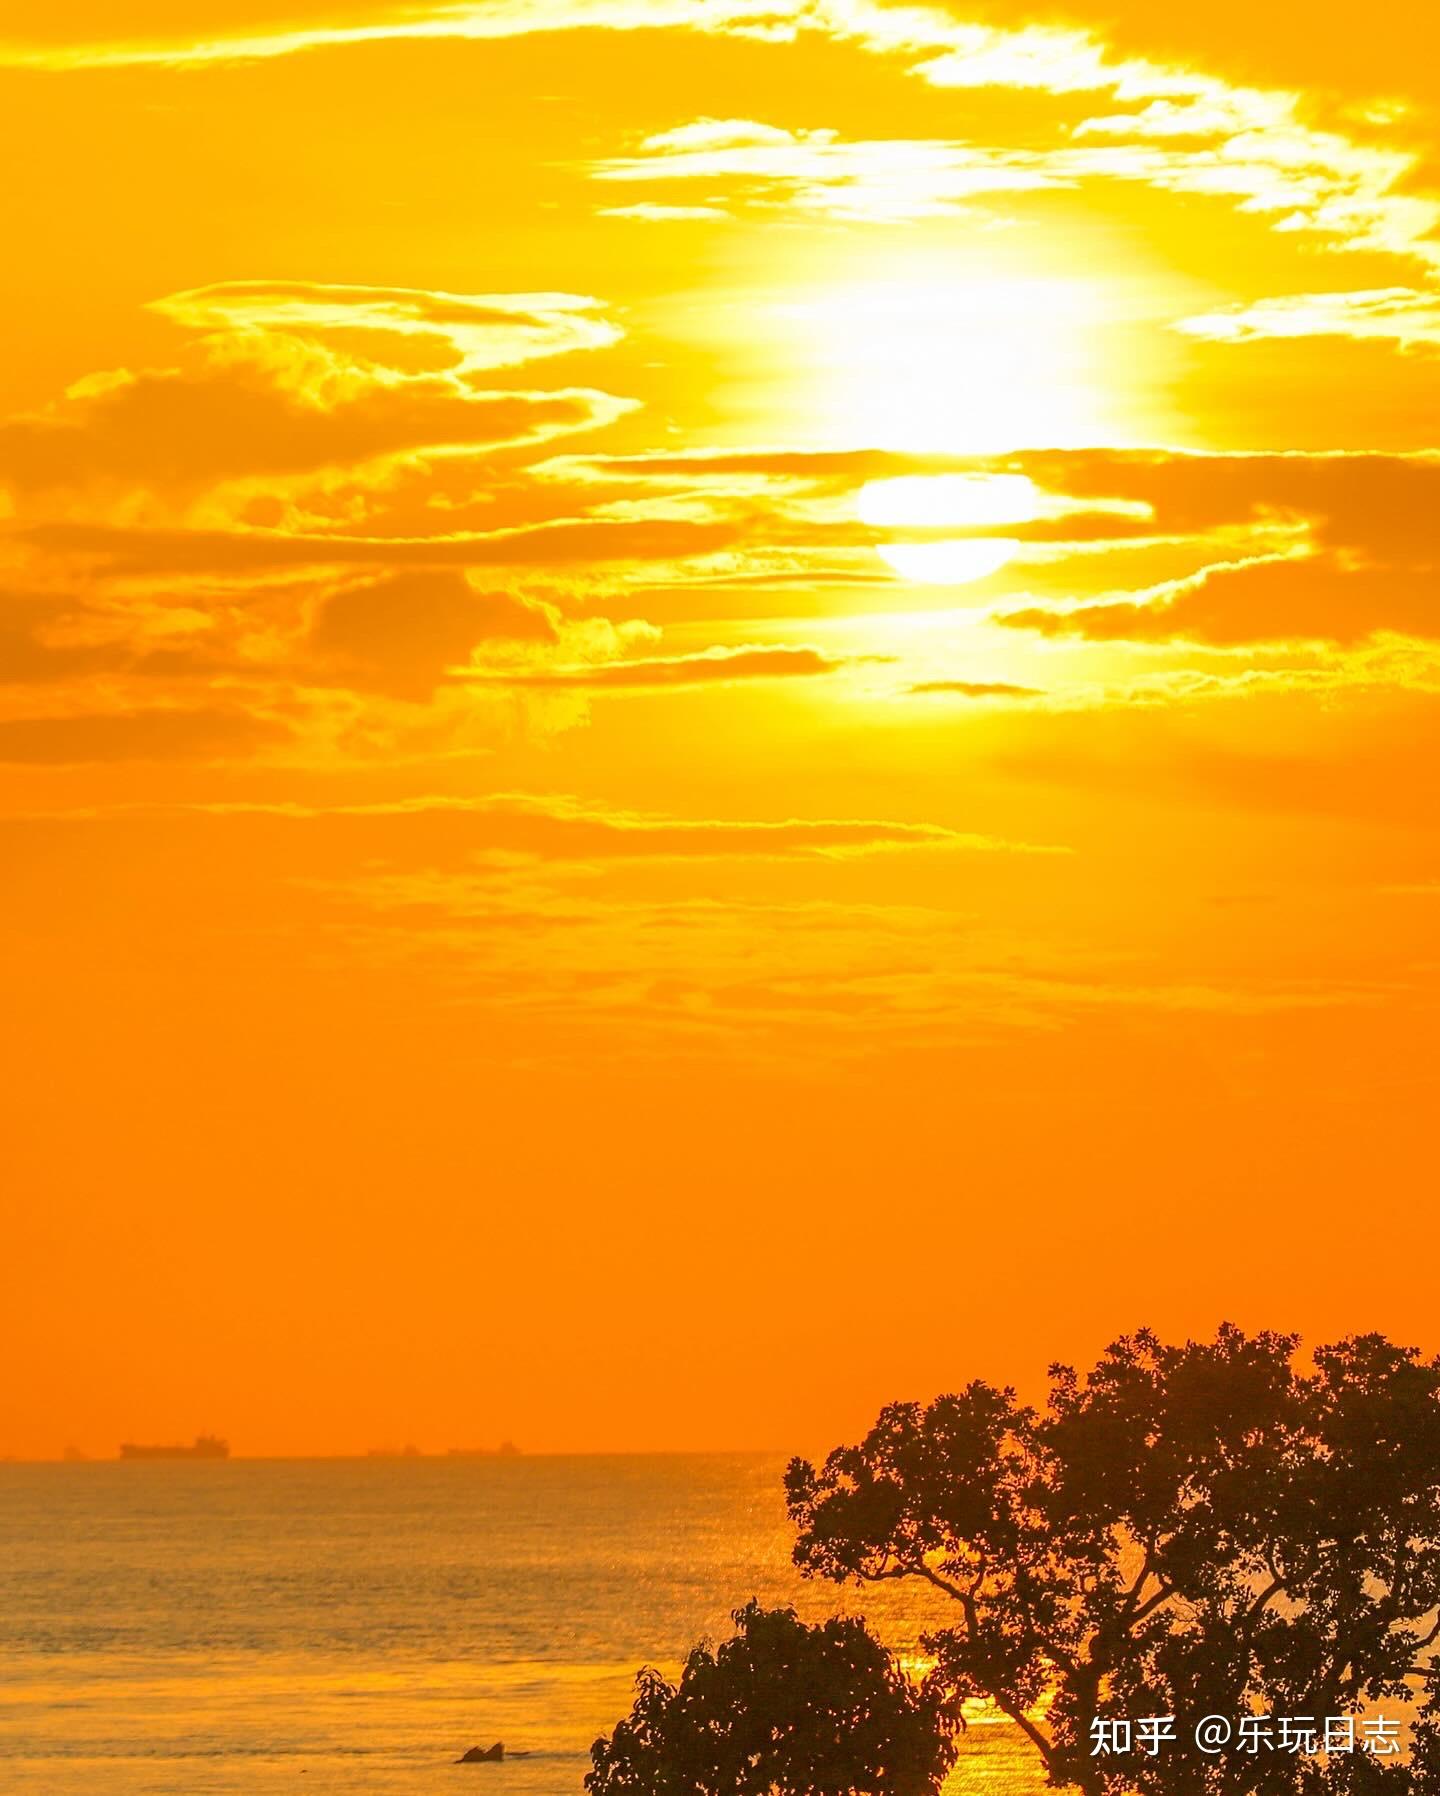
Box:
xmin=586 ymin=1598 xmax=959 ymax=1796
xmin=786 ymin=1326 xmax=1440 ymax=1793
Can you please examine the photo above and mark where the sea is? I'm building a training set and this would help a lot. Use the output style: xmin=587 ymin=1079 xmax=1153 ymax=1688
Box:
xmin=0 ymin=1453 xmax=1043 ymax=1794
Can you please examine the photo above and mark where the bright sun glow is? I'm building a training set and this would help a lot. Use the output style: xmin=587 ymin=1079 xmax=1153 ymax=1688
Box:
xmin=781 ymin=261 xmax=1119 ymax=454
xmin=858 ymin=472 xmax=1041 ymax=585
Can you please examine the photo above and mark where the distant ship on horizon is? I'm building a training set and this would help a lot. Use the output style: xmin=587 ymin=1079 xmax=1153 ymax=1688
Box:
xmin=119 ymin=1436 xmax=230 ymax=1460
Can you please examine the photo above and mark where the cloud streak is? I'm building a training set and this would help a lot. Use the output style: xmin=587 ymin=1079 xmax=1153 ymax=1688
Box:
xmin=907 ymin=680 xmax=1043 ymax=698
xmin=594 ymin=104 xmax=1436 ymax=263
xmin=10 ymin=2 xmax=1435 ymax=273
xmin=153 ymin=282 xmax=622 ymax=370
xmin=1179 ymin=288 xmax=1440 ymax=350
xmin=10 ymin=793 xmax=1053 ymax=861
xmin=997 ymin=553 xmax=1440 ymax=646
xmin=468 ymin=645 xmax=882 ymax=688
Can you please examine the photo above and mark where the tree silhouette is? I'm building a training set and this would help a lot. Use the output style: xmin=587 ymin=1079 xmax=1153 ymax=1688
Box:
xmin=586 ymin=1598 xmax=959 ymax=1796
xmin=786 ymin=1326 xmax=1440 ymax=1793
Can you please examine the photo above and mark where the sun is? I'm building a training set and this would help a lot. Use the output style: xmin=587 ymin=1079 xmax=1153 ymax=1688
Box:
xmin=858 ymin=472 xmax=1040 ymax=585
xmin=777 ymin=251 xmax=1123 ymax=455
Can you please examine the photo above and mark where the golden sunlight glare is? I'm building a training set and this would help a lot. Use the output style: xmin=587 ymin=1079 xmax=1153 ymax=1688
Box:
xmin=858 ymin=472 xmax=1041 ymax=584
xmin=788 ymin=264 xmax=1118 ymax=453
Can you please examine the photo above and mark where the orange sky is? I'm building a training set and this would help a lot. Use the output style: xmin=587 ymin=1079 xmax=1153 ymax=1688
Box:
xmin=2 ymin=1 xmax=1438 ymax=1460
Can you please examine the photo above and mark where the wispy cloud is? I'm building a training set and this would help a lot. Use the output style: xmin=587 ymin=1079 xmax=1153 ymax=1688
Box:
xmin=465 ymin=644 xmax=886 ymax=688
xmin=153 ymin=281 xmax=622 ymax=370
xmin=12 ymin=793 xmax=1052 ymax=861
xmin=1179 ymin=288 xmax=1440 ymax=350
xmin=592 ymin=110 xmax=1437 ymax=261
xmin=997 ymin=552 xmax=1440 ymax=647
xmin=11 ymin=1 xmax=1435 ymax=271
xmin=907 ymin=680 xmax=1043 ymax=698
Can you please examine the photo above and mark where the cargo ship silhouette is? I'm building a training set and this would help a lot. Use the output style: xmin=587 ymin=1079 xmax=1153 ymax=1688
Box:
xmin=118 ymin=1436 xmax=229 ymax=1460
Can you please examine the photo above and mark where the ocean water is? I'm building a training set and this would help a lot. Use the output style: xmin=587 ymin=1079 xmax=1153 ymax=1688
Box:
xmin=0 ymin=1454 xmax=1043 ymax=1794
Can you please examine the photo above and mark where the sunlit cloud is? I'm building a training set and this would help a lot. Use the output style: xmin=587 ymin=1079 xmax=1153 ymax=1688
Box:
xmin=1179 ymin=287 xmax=1440 ymax=349
xmin=996 ymin=551 xmax=1440 ymax=647
xmin=0 ymin=282 xmax=633 ymax=499
xmin=907 ymin=680 xmax=1043 ymax=698
xmin=153 ymin=281 xmax=623 ymax=371
xmin=599 ymin=203 xmax=731 ymax=222
xmin=0 ymin=369 xmax=631 ymax=493
xmin=592 ymin=121 xmax=1065 ymax=221
xmin=594 ymin=109 xmax=1437 ymax=267
xmin=14 ymin=0 xmax=1434 ymax=271
xmin=0 ymin=0 xmax=803 ymax=69
xmin=464 ymin=644 xmax=887 ymax=688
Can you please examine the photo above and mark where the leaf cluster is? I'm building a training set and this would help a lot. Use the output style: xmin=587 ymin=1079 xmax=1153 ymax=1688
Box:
xmin=587 ymin=1599 xmax=959 ymax=1796
xmin=785 ymin=1327 xmax=1440 ymax=1794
